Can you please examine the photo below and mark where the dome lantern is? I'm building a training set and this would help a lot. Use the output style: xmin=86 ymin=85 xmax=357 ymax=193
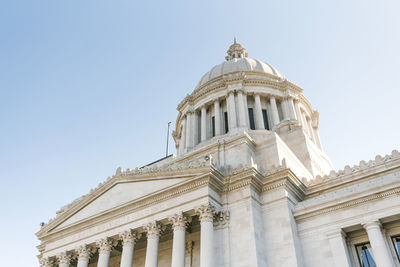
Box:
xmin=225 ymin=38 xmax=249 ymax=61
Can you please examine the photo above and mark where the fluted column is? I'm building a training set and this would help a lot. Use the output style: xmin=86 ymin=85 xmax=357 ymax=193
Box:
xmin=227 ymin=92 xmax=237 ymax=130
xmin=287 ymin=97 xmax=297 ymax=120
xmin=119 ymin=230 xmax=139 ymax=267
xmin=282 ymin=98 xmax=290 ymax=120
xmin=363 ymin=221 xmax=394 ymax=267
xmin=269 ymin=96 xmax=280 ymax=127
xmin=169 ymin=213 xmax=188 ymax=267
xmin=201 ymin=106 xmax=207 ymax=141
xmin=326 ymin=229 xmax=352 ymax=267
xmin=254 ymin=94 xmax=264 ymax=129
xmin=214 ymin=100 xmax=221 ymax=136
xmin=237 ymin=90 xmax=247 ymax=127
xmin=39 ymin=257 xmax=54 ymax=267
xmin=196 ymin=204 xmax=216 ymax=267
xmin=180 ymin=116 xmax=187 ymax=153
xmin=96 ymin=238 xmax=112 ymax=267
xmin=57 ymin=252 xmax=71 ymax=267
xmin=144 ymin=221 xmax=160 ymax=267
xmin=76 ymin=245 xmax=91 ymax=267
xmin=185 ymin=112 xmax=193 ymax=149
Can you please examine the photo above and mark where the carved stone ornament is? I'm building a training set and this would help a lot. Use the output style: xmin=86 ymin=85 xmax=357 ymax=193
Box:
xmin=214 ymin=210 xmax=230 ymax=227
xmin=119 ymin=230 xmax=139 ymax=246
xmin=168 ymin=212 xmax=189 ymax=231
xmin=186 ymin=240 xmax=194 ymax=254
xmin=39 ymin=257 xmax=53 ymax=267
xmin=96 ymin=238 xmax=113 ymax=253
xmin=76 ymin=245 xmax=91 ymax=260
xmin=144 ymin=221 xmax=161 ymax=239
xmin=195 ymin=203 xmax=216 ymax=223
xmin=56 ymin=251 xmax=71 ymax=264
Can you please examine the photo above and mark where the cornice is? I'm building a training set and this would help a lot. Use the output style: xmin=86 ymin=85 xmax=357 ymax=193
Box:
xmin=37 ymin=165 xmax=217 ymax=239
xmin=294 ymin=186 xmax=400 ymax=221
xmin=303 ymin=150 xmax=400 ymax=191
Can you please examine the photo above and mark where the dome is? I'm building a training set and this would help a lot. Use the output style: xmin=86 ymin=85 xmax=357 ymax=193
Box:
xmin=196 ymin=39 xmax=284 ymax=88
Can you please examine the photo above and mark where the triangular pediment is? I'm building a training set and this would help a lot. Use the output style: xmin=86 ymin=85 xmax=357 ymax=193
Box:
xmin=48 ymin=176 xmax=193 ymax=232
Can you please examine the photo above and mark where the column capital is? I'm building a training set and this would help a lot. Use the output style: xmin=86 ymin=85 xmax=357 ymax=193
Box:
xmin=214 ymin=210 xmax=230 ymax=228
xmin=96 ymin=238 xmax=113 ymax=253
xmin=362 ymin=220 xmax=382 ymax=230
xmin=76 ymin=244 xmax=91 ymax=260
xmin=195 ymin=203 xmax=217 ymax=223
xmin=119 ymin=230 xmax=140 ymax=246
xmin=144 ymin=221 xmax=161 ymax=239
xmin=56 ymin=252 xmax=71 ymax=265
xmin=39 ymin=257 xmax=54 ymax=267
xmin=169 ymin=212 xmax=190 ymax=231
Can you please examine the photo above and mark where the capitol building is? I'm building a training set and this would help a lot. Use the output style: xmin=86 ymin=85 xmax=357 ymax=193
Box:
xmin=36 ymin=41 xmax=400 ymax=267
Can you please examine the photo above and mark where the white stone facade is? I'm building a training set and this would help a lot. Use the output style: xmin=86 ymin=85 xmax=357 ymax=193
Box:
xmin=36 ymin=41 xmax=400 ymax=267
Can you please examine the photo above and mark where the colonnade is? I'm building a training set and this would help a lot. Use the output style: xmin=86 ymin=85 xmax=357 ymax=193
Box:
xmin=179 ymin=90 xmax=299 ymax=153
xmin=327 ymin=219 xmax=396 ymax=267
xmin=40 ymin=204 xmax=220 ymax=267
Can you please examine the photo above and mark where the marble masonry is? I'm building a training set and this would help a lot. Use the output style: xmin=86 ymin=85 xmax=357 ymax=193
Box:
xmin=36 ymin=40 xmax=400 ymax=267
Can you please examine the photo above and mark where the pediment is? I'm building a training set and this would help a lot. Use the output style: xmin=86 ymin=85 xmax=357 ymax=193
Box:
xmin=52 ymin=177 xmax=190 ymax=231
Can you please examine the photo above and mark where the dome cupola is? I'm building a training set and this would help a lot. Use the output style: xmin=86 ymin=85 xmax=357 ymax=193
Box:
xmin=172 ymin=40 xmax=333 ymax=178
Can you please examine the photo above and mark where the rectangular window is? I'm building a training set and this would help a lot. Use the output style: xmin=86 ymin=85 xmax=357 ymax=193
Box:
xmin=262 ymin=109 xmax=270 ymax=130
xmin=355 ymin=243 xmax=377 ymax=267
xmin=392 ymin=235 xmax=400 ymax=263
xmin=224 ymin=112 xmax=229 ymax=133
xmin=248 ymin=108 xmax=255 ymax=130
xmin=212 ymin=116 xmax=215 ymax=137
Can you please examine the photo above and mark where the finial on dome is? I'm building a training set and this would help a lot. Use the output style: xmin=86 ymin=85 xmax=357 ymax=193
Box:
xmin=225 ymin=38 xmax=248 ymax=61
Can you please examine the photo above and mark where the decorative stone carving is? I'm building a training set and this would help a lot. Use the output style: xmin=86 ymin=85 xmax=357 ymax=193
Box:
xmin=168 ymin=212 xmax=189 ymax=231
xmin=195 ymin=203 xmax=216 ymax=222
xmin=119 ymin=230 xmax=140 ymax=246
xmin=214 ymin=209 xmax=230 ymax=228
xmin=76 ymin=245 xmax=91 ymax=260
xmin=144 ymin=221 xmax=161 ymax=239
xmin=96 ymin=238 xmax=113 ymax=253
xmin=56 ymin=251 xmax=71 ymax=265
xmin=304 ymin=150 xmax=400 ymax=186
xmin=39 ymin=257 xmax=53 ymax=267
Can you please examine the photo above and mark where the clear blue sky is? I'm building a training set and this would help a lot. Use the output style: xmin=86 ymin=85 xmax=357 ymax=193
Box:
xmin=1 ymin=0 xmax=399 ymax=266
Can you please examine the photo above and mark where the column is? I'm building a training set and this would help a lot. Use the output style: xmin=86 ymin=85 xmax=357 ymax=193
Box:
xmin=214 ymin=100 xmax=221 ymax=136
xmin=96 ymin=238 xmax=112 ymax=267
xmin=144 ymin=221 xmax=160 ymax=267
xmin=196 ymin=203 xmax=215 ymax=267
xmin=227 ymin=92 xmax=237 ymax=130
xmin=185 ymin=112 xmax=193 ymax=149
xmin=243 ymin=93 xmax=249 ymax=128
xmin=326 ymin=229 xmax=352 ymax=267
xmin=294 ymin=100 xmax=302 ymax=124
xmin=180 ymin=116 xmax=186 ymax=153
xmin=363 ymin=221 xmax=394 ymax=267
xmin=57 ymin=252 xmax=71 ymax=267
xmin=282 ymin=98 xmax=290 ymax=120
xmin=39 ymin=257 xmax=53 ymax=267
xmin=119 ymin=230 xmax=138 ymax=267
xmin=169 ymin=213 xmax=188 ymax=267
xmin=269 ymin=96 xmax=280 ymax=127
xmin=236 ymin=90 xmax=247 ymax=127
xmin=201 ymin=106 xmax=207 ymax=141
xmin=254 ymin=94 xmax=264 ymax=129
xmin=287 ymin=97 xmax=297 ymax=120
xmin=76 ymin=245 xmax=91 ymax=267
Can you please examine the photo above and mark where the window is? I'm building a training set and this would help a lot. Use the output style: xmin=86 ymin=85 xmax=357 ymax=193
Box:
xmin=392 ymin=235 xmax=400 ymax=263
xmin=355 ymin=243 xmax=376 ymax=267
xmin=248 ymin=108 xmax=255 ymax=130
xmin=212 ymin=116 xmax=215 ymax=137
xmin=262 ymin=109 xmax=270 ymax=130
xmin=224 ymin=112 xmax=229 ymax=133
